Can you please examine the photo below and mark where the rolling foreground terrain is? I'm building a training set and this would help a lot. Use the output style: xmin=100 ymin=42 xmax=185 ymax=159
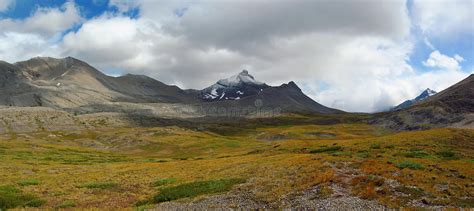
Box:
xmin=0 ymin=57 xmax=473 ymax=209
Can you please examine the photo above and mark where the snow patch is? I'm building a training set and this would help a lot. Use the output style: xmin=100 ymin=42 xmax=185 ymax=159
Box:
xmin=216 ymin=70 xmax=264 ymax=87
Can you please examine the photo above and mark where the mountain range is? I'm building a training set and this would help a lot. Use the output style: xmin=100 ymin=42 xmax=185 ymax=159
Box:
xmin=0 ymin=56 xmax=473 ymax=132
xmin=0 ymin=57 xmax=339 ymax=115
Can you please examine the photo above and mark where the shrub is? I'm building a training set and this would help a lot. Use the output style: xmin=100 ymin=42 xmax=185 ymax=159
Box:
xmin=79 ymin=181 xmax=118 ymax=189
xmin=395 ymin=160 xmax=423 ymax=170
xmin=152 ymin=178 xmax=177 ymax=187
xmin=309 ymin=146 xmax=342 ymax=154
xmin=17 ymin=179 xmax=40 ymax=186
xmin=360 ymin=184 xmax=377 ymax=199
xmin=370 ymin=144 xmax=381 ymax=149
xmin=56 ymin=200 xmax=76 ymax=208
xmin=351 ymin=175 xmax=384 ymax=187
xmin=402 ymin=150 xmax=430 ymax=158
xmin=153 ymin=178 xmax=245 ymax=203
xmin=356 ymin=151 xmax=369 ymax=158
xmin=454 ymin=198 xmax=474 ymax=208
xmin=24 ymin=198 xmax=46 ymax=207
xmin=0 ymin=185 xmax=45 ymax=209
xmin=331 ymin=151 xmax=352 ymax=157
xmin=394 ymin=185 xmax=425 ymax=198
xmin=437 ymin=150 xmax=456 ymax=159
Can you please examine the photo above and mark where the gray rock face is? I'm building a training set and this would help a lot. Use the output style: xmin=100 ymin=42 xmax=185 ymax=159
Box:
xmin=0 ymin=57 xmax=198 ymax=108
xmin=1 ymin=56 xmax=339 ymax=115
xmin=198 ymin=70 xmax=340 ymax=114
xmin=200 ymin=70 xmax=270 ymax=101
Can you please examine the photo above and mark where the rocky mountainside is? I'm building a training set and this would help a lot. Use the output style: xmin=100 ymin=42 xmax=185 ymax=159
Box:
xmin=198 ymin=70 xmax=339 ymax=114
xmin=422 ymin=74 xmax=474 ymax=113
xmin=391 ymin=88 xmax=437 ymax=111
xmin=374 ymin=74 xmax=474 ymax=130
xmin=0 ymin=57 xmax=338 ymax=115
xmin=0 ymin=57 xmax=198 ymax=108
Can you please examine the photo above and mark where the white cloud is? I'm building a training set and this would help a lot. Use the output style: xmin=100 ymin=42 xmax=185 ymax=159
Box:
xmin=0 ymin=0 xmax=13 ymax=12
xmin=54 ymin=0 xmax=423 ymax=112
xmin=108 ymin=0 xmax=141 ymax=13
xmin=454 ymin=54 xmax=465 ymax=62
xmin=62 ymin=15 xmax=144 ymax=63
xmin=313 ymin=68 xmax=469 ymax=112
xmin=162 ymin=0 xmax=410 ymax=53
xmin=0 ymin=1 xmax=81 ymax=36
xmin=2 ymin=0 xmax=471 ymax=112
xmin=298 ymin=36 xmax=415 ymax=112
xmin=0 ymin=1 xmax=81 ymax=62
xmin=412 ymin=0 xmax=474 ymax=37
xmin=0 ymin=32 xmax=60 ymax=62
xmin=423 ymin=50 xmax=464 ymax=71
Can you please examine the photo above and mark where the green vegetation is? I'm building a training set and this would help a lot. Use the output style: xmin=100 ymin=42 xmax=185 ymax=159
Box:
xmin=309 ymin=146 xmax=342 ymax=154
xmin=0 ymin=123 xmax=472 ymax=208
xmin=56 ymin=200 xmax=76 ymax=208
xmin=79 ymin=182 xmax=118 ymax=189
xmin=356 ymin=150 xmax=370 ymax=158
xmin=395 ymin=160 xmax=424 ymax=170
xmin=152 ymin=179 xmax=245 ymax=203
xmin=437 ymin=150 xmax=456 ymax=159
xmin=370 ymin=144 xmax=381 ymax=149
xmin=401 ymin=150 xmax=431 ymax=158
xmin=0 ymin=185 xmax=45 ymax=209
xmin=17 ymin=178 xmax=40 ymax=186
xmin=152 ymin=178 xmax=177 ymax=187
xmin=394 ymin=185 xmax=425 ymax=198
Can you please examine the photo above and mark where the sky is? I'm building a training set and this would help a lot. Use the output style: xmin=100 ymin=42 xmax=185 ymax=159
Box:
xmin=0 ymin=0 xmax=472 ymax=112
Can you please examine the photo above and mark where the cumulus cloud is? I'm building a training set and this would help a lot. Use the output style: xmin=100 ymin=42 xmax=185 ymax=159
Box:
xmin=313 ymin=68 xmax=469 ymax=112
xmin=161 ymin=0 xmax=410 ymax=53
xmin=57 ymin=1 xmax=412 ymax=82
xmin=62 ymin=15 xmax=145 ymax=63
xmin=423 ymin=50 xmax=464 ymax=71
xmin=0 ymin=32 xmax=55 ymax=62
xmin=0 ymin=1 xmax=81 ymax=36
xmin=0 ymin=1 xmax=81 ymax=62
xmin=412 ymin=0 xmax=474 ymax=37
xmin=1 ymin=0 xmax=471 ymax=112
xmin=56 ymin=0 xmax=470 ymax=112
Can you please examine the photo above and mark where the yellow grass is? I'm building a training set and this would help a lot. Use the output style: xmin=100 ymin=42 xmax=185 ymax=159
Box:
xmin=0 ymin=124 xmax=472 ymax=208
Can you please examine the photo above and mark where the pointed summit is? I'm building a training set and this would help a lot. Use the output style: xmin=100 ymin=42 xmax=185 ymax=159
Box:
xmin=215 ymin=70 xmax=265 ymax=88
xmin=200 ymin=70 xmax=269 ymax=101
xmin=392 ymin=88 xmax=437 ymax=111
xmin=414 ymin=88 xmax=437 ymax=102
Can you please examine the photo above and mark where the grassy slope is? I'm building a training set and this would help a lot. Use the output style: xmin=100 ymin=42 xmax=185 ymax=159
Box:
xmin=0 ymin=123 xmax=472 ymax=208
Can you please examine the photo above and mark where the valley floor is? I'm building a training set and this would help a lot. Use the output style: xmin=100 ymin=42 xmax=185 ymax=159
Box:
xmin=0 ymin=123 xmax=473 ymax=209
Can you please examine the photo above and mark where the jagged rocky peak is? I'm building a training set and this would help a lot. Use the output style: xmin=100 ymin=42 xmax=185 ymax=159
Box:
xmin=216 ymin=69 xmax=265 ymax=87
xmin=200 ymin=70 xmax=269 ymax=101
xmin=415 ymin=88 xmax=437 ymax=101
